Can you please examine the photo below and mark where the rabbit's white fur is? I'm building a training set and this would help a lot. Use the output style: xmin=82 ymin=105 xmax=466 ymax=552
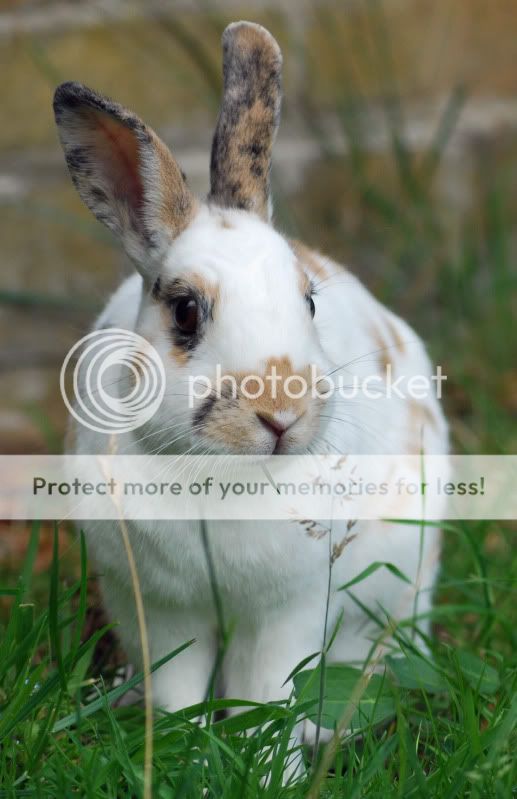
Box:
xmin=75 ymin=205 xmax=446 ymax=710
xmin=54 ymin=21 xmax=448 ymax=741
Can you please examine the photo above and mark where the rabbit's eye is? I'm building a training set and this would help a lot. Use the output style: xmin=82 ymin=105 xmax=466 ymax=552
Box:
xmin=308 ymin=296 xmax=316 ymax=319
xmin=174 ymin=297 xmax=199 ymax=334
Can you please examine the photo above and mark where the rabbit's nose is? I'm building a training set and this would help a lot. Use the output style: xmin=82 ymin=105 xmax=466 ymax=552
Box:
xmin=256 ymin=412 xmax=293 ymax=438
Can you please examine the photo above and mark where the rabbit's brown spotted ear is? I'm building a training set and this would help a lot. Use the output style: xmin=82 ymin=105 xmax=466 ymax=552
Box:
xmin=53 ymin=82 xmax=196 ymax=276
xmin=208 ymin=22 xmax=282 ymax=223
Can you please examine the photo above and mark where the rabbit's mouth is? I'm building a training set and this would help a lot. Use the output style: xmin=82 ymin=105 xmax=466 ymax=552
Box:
xmin=257 ymin=409 xmax=305 ymax=455
xmin=190 ymin=395 xmax=325 ymax=456
xmin=187 ymin=358 xmax=330 ymax=455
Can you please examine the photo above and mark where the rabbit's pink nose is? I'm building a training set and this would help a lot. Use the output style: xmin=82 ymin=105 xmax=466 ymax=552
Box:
xmin=256 ymin=412 xmax=291 ymax=438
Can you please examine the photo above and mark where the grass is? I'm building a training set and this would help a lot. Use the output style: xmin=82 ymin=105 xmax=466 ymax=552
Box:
xmin=0 ymin=521 xmax=515 ymax=797
xmin=1 ymin=1 xmax=516 ymax=796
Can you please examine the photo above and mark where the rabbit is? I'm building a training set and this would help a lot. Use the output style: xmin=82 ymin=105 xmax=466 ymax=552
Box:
xmin=53 ymin=20 xmax=448 ymax=747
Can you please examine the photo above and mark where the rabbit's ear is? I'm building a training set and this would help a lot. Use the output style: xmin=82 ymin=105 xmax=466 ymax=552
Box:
xmin=53 ymin=82 xmax=196 ymax=275
xmin=208 ymin=22 xmax=282 ymax=223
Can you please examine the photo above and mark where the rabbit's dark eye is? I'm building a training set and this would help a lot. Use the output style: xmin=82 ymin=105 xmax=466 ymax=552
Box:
xmin=308 ymin=295 xmax=316 ymax=319
xmin=174 ymin=297 xmax=199 ymax=334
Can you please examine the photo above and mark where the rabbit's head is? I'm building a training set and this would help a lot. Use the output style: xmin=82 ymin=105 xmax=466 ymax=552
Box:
xmin=54 ymin=22 xmax=333 ymax=455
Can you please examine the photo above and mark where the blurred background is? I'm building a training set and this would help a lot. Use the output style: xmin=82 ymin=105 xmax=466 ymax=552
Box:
xmin=0 ymin=0 xmax=516 ymax=570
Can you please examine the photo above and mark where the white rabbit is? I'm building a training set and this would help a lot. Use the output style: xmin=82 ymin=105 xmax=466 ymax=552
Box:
xmin=54 ymin=21 xmax=448 ymax=736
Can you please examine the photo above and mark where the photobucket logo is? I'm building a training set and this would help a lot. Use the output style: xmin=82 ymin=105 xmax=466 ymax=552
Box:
xmin=188 ymin=364 xmax=447 ymax=407
xmin=60 ymin=328 xmax=166 ymax=434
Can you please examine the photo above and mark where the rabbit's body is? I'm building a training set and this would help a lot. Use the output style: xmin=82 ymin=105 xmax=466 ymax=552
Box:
xmin=74 ymin=210 xmax=446 ymax=711
xmin=54 ymin=21 xmax=447 ymax=727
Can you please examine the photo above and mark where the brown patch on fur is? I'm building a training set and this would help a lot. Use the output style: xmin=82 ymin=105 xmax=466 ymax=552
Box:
xmin=290 ymin=239 xmax=330 ymax=283
xmin=154 ymin=273 xmax=219 ymax=309
xmin=219 ymin=215 xmax=234 ymax=229
xmin=234 ymin=356 xmax=312 ymax=418
xmin=386 ymin=318 xmax=406 ymax=354
xmin=296 ymin=263 xmax=311 ymax=297
xmin=157 ymin=304 xmax=190 ymax=365
xmin=209 ymin=22 xmax=282 ymax=221
xmin=189 ymin=272 xmax=220 ymax=308
xmin=171 ymin=345 xmax=189 ymax=366
xmin=371 ymin=326 xmax=393 ymax=372
xmin=371 ymin=317 xmax=407 ymax=372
